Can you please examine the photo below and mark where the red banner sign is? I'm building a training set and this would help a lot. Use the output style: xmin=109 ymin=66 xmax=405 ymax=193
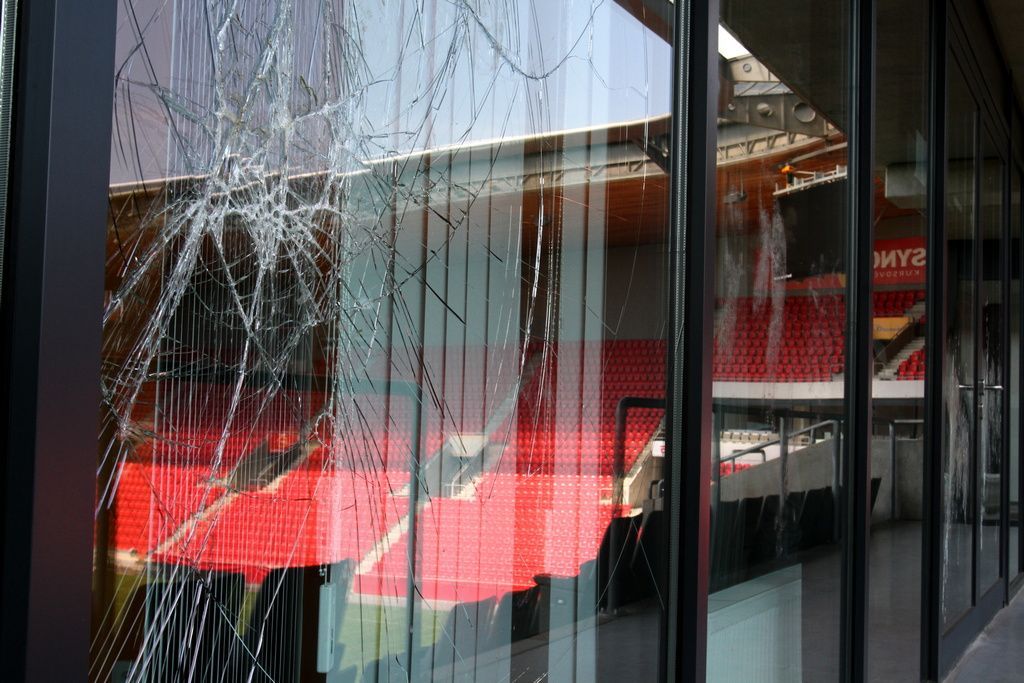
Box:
xmin=874 ymin=237 xmax=926 ymax=284
xmin=752 ymin=236 xmax=926 ymax=289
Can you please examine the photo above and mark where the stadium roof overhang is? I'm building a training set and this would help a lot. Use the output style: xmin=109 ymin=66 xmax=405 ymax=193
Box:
xmin=547 ymin=1 xmax=1024 ymax=176
xmin=613 ymin=0 xmax=673 ymax=44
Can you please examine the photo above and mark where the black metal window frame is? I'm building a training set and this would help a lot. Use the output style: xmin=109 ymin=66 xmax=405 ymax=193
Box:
xmin=0 ymin=0 xmax=116 ymax=680
xmin=663 ymin=0 xmax=717 ymax=680
xmin=921 ymin=0 xmax=946 ymax=679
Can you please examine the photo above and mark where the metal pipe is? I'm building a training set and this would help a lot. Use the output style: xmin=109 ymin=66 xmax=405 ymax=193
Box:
xmin=778 ymin=416 xmax=789 ymax=557
xmin=712 ymin=408 xmax=722 ymax=517
xmin=833 ymin=431 xmax=841 ymax=541
xmin=885 ymin=419 xmax=923 ymax=523
xmin=890 ymin=421 xmax=898 ymax=521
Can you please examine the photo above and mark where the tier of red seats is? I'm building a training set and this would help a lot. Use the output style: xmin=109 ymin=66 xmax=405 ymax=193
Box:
xmin=134 ymin=344 xmax=516 ymax=472
xmin=112 ymin=341 xmax=669 ymax=586
xmin=874 ymin=289 xmax=924 ymax=316
xmin=712 ymin=291 xmax=924 ymax=382
xmin=112 ymin=310 xmax=934 ymax=596
xmin=138 ymin=386 xmax=321 ymax=469
xmin=714 ymin=296 xmax=844 ymax=382
xmin=153 ymin=464 xmax=410 ymax=583
xmin=897 ymin=348 xmax=926 ymax=380
xmin=113 ymin=374 xmax=763 ymax=592
xmin=720 ymin=461 xmax=752 ymax=476
xmin=507 ymin=340 xmax=665 ymax=476
xmin=357 ymin=461 xmax=754 ymax=602
xmin=357 ymin=473 xmax=618 ymax=602
xmin=122 ymin=341 xmax=665 ymax=482
xmin=112 ymin=462 xmax=224 ymax=554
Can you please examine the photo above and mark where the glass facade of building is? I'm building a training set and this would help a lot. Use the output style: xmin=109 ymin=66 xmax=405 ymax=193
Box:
xmin=2 ymin=0 xmax=1024 ymax=681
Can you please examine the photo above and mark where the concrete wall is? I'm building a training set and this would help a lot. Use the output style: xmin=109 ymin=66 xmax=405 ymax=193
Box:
xmin=717 ymin=436 xmax=925 ymax=524
xmin=602 ymin=243 xmax=667 ymax=340
xmin=708 ymin=566 xmax=802 ymax=682
xmin=719 ymin=439 xmax=840 ymax=503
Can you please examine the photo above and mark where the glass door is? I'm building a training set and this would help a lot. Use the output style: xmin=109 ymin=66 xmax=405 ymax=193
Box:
xmin=939 ymin=57 xmax=1010 ymax=664
xmin=941 ymin=62 xmax=977 ymax=630
xmin=978 ymin=127 xmax=1006 ymax=598
xmin=1011 ymin=165 xmax=1023 ymax=583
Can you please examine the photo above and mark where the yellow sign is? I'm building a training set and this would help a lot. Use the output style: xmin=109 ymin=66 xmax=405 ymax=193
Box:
xmin=873 ymin=316 xmax=910 ymax=340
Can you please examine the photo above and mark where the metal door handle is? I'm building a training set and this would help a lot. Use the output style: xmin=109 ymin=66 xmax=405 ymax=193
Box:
xmin=983 ymin=384 xmax=1004 ymax=391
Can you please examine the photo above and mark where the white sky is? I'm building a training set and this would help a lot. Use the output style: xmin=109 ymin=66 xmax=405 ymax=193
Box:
xmin=719 ymin=25 xmax=750 ymax=59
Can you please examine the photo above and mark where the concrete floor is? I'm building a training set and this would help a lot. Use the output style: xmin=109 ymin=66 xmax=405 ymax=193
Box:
xmin=944 ymin=587 xmax=1024 ymax=683
xmin=359 ymin=521 xmax=1009 ymax=681
xmin=797 ymin=522 xmax=926 ymax=681
xmin=705 ymin=521 xmax=924 ymax=681
xmin=497 ymin=521 xmax=1019 ymax=681
xmin=868 ymin=522 xmax=923 ymax=682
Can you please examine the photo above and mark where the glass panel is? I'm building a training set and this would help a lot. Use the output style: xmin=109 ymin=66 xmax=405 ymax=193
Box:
xmin=90 ymin=2 xmax=674 ymax=681
xmin=867 ymin=0 xmax=929 ymax=677
xmin=1011 ymin=166 xmax=1022 ymax=578
xmin=708 ymin=4 xmax=848 ymax=679
xmin=978 ymin=130 xmax=1005 ymax=594
xmin=941 ymin=63 xmax=977 ymax=629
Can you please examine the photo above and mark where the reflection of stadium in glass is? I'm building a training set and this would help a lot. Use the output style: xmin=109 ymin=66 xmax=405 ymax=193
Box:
xmin=707 ymin=3 xmax=931 ymax=680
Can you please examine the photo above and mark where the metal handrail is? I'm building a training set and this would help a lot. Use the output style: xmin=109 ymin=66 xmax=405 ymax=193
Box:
xmin=713 ymin=417 xmax=842 ymax=542
xmin=719 ymin=419 xmax=840 ymax=465
xmin=875 ymin=319 xmax=918 ymax=368
xmin=726 ymin=447 xmax=768 ymax=466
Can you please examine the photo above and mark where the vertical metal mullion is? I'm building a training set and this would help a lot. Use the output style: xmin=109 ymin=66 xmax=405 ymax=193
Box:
xmin=841 ymin=0 xmax=876 ymax=680
xmin=0 ymin=0 xmax=116 ymax=680
xmin=839 ymin=0 xmax=880 ymax=679
xmin=663 ymin=0 xmax=717 ymax=680
xmin=922 ymin=0 xmax=948 ymax=678
xmin=1001 ymin=129 xmax=1011 ymax=601
xmin=1018 ymin=160 xmax=1024 ymax=583
xmin=1018 ymin=163 xmax=1024 ymax=582
xmin=971 ymin=109 xmax=981 ymax=608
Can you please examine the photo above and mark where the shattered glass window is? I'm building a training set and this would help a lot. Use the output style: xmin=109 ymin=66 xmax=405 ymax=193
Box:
xmin=91 ymin=1 xmax=674 ymax=680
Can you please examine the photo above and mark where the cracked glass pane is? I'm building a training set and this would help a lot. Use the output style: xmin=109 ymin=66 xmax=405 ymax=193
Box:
xmin=91 ymin=1 xmax=673 ymax=681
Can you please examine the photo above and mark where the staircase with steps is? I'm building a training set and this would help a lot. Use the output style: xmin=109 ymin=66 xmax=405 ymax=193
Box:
xmin=905 ymin=300 xmax=926 ymax=320
xmin=879 ymin=337 xmax=925 ymax=379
